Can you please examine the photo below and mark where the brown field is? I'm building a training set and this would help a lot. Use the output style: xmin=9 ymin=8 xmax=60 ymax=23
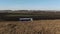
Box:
xmin=0 ymin=20 xmax=60 ymax=34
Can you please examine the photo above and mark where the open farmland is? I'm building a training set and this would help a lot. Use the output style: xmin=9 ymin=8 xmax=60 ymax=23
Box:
xmin=0 ymin=20 xmax=60 ymax=34
xmin=1 ymin=10 xmax=60 ymax=20
xmin=0 ymin=10 xmax=60 ymax=34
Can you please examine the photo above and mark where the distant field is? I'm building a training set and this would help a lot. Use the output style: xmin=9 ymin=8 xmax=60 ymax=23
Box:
xmin=1 ymin=11 xmax=60 ymax=20
xmin=2 ymin=12 xmax=60 ymax=20
xmin=0 ymin=20 xmax=60 ymax=34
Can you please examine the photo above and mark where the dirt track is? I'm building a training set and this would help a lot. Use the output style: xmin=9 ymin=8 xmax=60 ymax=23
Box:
xmin=0 ymin=20 xmax=60 ymax=34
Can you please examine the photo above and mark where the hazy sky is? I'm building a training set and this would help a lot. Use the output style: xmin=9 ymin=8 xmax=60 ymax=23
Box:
xmin=0 ymin=0 xmax=60 ymax=10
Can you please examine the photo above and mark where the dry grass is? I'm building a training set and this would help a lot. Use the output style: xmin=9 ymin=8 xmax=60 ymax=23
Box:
xmin=0 ymin=20 xmax=60 ymax=34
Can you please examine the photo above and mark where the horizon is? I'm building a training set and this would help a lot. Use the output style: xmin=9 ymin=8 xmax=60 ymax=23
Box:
xmin=0 ymin=10 xmax=60 ymax=12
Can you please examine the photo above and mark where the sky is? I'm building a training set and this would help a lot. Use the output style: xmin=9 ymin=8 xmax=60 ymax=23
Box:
xmin=0 ymin=0 xmax=60 ymax=10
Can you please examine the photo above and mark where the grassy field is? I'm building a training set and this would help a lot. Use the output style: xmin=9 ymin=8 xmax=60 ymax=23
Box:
xmin=0 ymin=20 xmax=60 ymax=34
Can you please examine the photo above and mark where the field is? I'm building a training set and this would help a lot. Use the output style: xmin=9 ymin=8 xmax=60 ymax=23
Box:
xmin=1 ymin=10 xmax=60 ymax=20
xmin=0 ymin=20 xmax=60 ymax=34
